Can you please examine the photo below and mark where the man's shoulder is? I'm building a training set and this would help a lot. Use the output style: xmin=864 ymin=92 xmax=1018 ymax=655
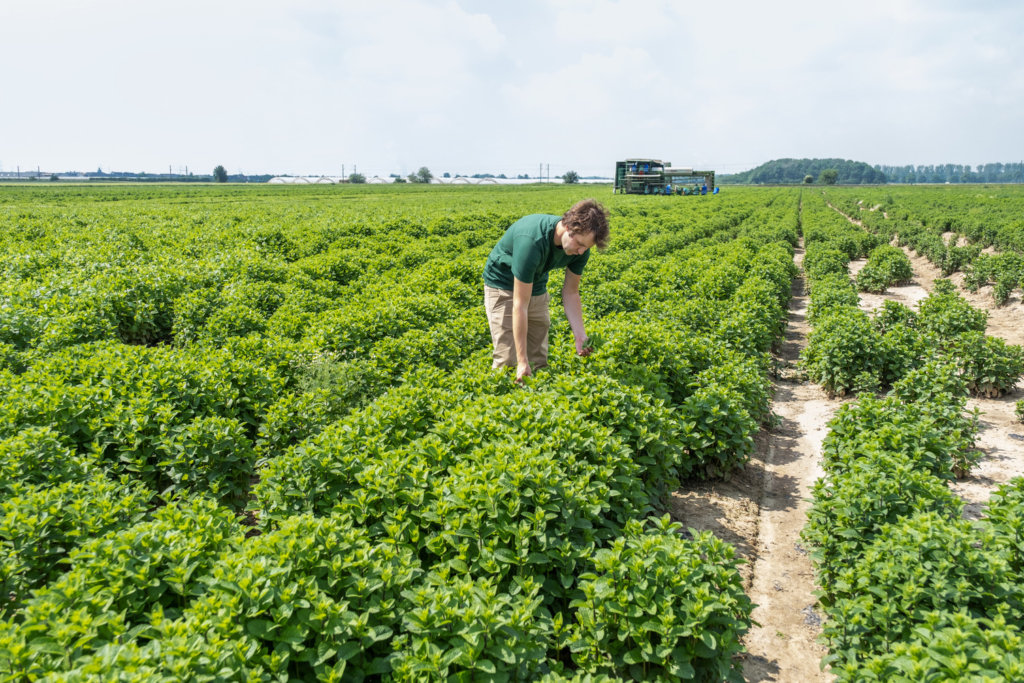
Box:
xmin=512 ymin=213 xmax=559 ymax=226
xmin=510 ymin=214 xmax=558 ymax=238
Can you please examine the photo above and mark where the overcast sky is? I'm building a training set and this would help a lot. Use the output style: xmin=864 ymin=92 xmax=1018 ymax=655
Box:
xmin=2 ymin=0 xmax=1021 ymax=177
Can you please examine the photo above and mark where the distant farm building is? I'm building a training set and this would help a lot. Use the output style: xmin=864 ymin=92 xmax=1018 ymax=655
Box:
xmin=265 ymin=175 xmax=611 ymax=185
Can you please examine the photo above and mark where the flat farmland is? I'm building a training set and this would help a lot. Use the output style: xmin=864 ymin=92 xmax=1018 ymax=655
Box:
xmin=1 ymin=183 xmax=1022 ymax=681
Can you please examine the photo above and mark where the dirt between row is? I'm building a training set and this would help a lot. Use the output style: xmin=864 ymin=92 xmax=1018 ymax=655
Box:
xmin=669 ymin=228 xmax=1024 ymax=682
xmin=671 ymin=242 xmax=834 ymax=682
xmin=852 ymin=247 xmax=1024 ymax=522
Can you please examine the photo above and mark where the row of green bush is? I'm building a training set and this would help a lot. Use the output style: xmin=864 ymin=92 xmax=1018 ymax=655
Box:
xmin=855 ymin=245 xmax=913 ymax=293
xmin=801 ymin=193 xmax=1024 ymax=398
xmin=800 ymin=191 xmax=1024 ymax=680
xmin=1 ymin=185 xmax=800 ymax=680
xmin=964 ymin=252 xmax=1024 ymax=305
xmin=821 ymin=186 xmax=1024 ymax=304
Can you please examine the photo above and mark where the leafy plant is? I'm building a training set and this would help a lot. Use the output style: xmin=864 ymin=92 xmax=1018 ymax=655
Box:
xmin=871 ymin=299 xmax=917 ymax=333
xmin=0 ymin=475 xmax=153 ymax=617
xmin=823 ymin=511 xmax=1024 ymax=673
xmin=806 ymin=273 xmax=858 ymax=324
xmin=946 ymin=331 xmax=1024 ymax=397
xmin=854 ymin=611 xmax=1024 ymax=682
xmin=856 ymin=244 xmax=913 ymax=293
xmin=917 ymin=288 xmax=987 ymax=340
xmin=2 ymin=496 xmax=242 ymax=671
xmin=804 ymin=450 xmax=963 ymax=594
xmin=984 ymin=477 xmax=1024 ymax=574
xmin=569 ymin=517 xmax=751 ymax=682
xmin=391 ymin=573 xmax=551 ymax=680
xmin=802 ymin=307 xmax=883 ymax=397
xmin=155 ymin=415 xmax=256 ymax=502
xmin=803 ymin=246 xmax=849 ymax=280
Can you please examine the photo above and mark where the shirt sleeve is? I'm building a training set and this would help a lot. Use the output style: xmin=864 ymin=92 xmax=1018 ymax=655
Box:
xmin=511 ymin=232 xmax=543 ymax=283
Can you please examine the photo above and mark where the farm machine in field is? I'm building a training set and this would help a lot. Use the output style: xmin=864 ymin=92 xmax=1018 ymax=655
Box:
xmin=614 ymin=159 xmax=717 ymax=195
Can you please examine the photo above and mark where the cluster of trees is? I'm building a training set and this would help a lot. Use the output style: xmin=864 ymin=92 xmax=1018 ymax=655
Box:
xmin=407 ymin=167 xmax=433 ymax=184
xmin=362 ymin=168 xmax=434 ymax=184
xmin=347 ymin=168 xmax=431 ymax=184
xmin=720 ymin=159 xmax=1024 ymax=186
xmin=874 ymin=163 xmax=1024 ymax=184
xmin=804 ymin=170 xmax=839 ymax=185
xmin=722 ymin=159 xmax=886 ymax=185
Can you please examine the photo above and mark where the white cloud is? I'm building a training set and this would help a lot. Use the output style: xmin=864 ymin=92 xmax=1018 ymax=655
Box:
xmin=551 ymin=0 xmax=680 ymax=47
xmin=1 ymin=0 xmax=1022 ymax=175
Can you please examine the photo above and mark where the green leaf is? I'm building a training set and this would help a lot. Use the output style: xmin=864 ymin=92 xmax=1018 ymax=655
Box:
xmin=493 ymin=642 xmax=517 ymax=664
xmin=336 ymin=640 xmax=363 ymax=661
xmin=245 ymin=618 xmax=275 ymax=638
xmin=28 ymin=637 xmax=66 ymax=656
xmin=280 ymin=623 xmax=308 ymax=644
xmin=475 ymin=658 xmax=497 ymax=674
xmin=315 ymin=641 xmax=338 ymax=666
xmin=492 ymin=548 xmax=517 ymax=565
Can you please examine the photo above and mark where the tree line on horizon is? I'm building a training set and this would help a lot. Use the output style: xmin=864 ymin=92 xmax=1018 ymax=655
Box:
xmin=874 ymin=162 xmax=1024 ymax=184
xmin=721 ymin=158 xmax=1024 ymax=185
xmin=720 ymin=159 xmax=887 ymax=185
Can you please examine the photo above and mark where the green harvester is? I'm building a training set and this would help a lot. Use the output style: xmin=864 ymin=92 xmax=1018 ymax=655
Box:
xmin=614 ymin=159 xmax=716 ymax=195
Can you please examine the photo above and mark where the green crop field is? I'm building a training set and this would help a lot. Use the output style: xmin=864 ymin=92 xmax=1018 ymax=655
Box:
xmin=1 ymin=182 xmax=1023 ymax=681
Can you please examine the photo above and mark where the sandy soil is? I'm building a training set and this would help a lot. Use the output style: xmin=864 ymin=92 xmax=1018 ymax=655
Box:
xmin=670 ymin=212 xmax=1024 ymax=681
xmin=941 ymin=231 xmax=972 ymax=248
xmin=850 ymin=247 xmax=1024 ymax=515
xmin=672 ymin=245 xmax=835 ymax=682
xmin=955 ymin=393 xmax=1024 ymax=519
xmin=848 ymin=257 xmax=931 ymax=313
xmin=892 ymin=246 xmax=1024 ymax=517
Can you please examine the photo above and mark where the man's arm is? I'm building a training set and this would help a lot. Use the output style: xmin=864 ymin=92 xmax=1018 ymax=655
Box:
xmin=562 ymin=270 xmax=590 ymax=355
xmin=512 ymin=277 xmax=533 ymax=380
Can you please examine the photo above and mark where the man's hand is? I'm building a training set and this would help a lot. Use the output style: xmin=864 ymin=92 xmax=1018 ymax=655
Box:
xmin=515 ymin=361 xmax=532 ymax=383
xmin=575 ymin=336 xmax=592 ymax=357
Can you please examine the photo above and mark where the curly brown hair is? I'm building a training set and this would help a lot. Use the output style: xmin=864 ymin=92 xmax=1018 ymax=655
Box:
xmin=561 ymin=198 xmax=610 ymax=249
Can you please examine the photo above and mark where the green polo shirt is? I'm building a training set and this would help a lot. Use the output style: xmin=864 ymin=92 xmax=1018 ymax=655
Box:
xmin=482 ymin=214 xmax=590 ymax=296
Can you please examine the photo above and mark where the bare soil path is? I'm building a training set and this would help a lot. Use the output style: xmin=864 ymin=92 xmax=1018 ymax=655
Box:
xmin=672 ymin=243 xmax=834 ymax=682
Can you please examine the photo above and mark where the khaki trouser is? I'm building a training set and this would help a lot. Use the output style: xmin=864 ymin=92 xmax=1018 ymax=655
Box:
xmin=484 ymin=286 xmax=550 ymax=370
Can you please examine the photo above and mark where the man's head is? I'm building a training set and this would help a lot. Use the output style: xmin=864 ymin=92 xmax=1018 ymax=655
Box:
xmin=561 ymin=199 xmax=610 ymax=250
